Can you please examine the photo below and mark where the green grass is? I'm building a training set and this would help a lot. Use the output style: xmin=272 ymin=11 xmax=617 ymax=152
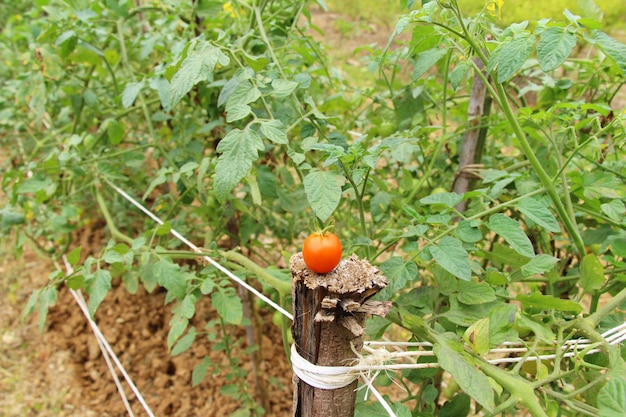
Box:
xmin=325 ymin=0 xmax=626 ymax=31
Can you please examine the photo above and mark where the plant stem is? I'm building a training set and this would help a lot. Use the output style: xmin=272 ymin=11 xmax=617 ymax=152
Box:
xmin=219 ymin=250 xmax=291 ymax=296
xmin=491 ymin=82 xmax=586 ymax=256
xmin=95 ymin=186 xmax=134 ymax=245
xmin=586 ymin=285 xmax=626 ymax=328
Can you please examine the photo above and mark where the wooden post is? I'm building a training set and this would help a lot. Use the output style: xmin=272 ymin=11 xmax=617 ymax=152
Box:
xmin=290 ymin=253 xmax=391 ymax=417
xmin=452 ymin=56 xmax=492 ymax=213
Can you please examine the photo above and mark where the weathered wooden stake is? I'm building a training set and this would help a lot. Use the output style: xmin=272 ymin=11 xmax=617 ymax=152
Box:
xmin=290 ymin=253 xmax=391 ymax=417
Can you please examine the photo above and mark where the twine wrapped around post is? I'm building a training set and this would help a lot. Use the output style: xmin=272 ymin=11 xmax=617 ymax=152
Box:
xmin=290 ymin=253 xmax=391 ymax=417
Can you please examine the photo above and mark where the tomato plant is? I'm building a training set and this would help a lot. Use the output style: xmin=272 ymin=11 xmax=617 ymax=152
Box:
xmin=2 ymin=0 xmax=626 ymax=415
xmin=302 ymin=231 xmax=343 ymax=273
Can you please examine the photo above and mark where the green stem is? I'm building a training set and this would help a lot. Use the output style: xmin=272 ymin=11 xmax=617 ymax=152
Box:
xmin=219 ymin=250 xmax=291 ymax=296
xmin=586 ymin=285 xmax=626 ymax=328
xmin=493 ymin=83 xmax=585 ymax=256
xmin=478 ymin=362 xmax=549 ymax=417
xmin=95 ymin=186 xmax=134 ymax=245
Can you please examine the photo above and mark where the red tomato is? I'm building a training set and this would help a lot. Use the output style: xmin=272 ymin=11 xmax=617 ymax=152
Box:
xmin=302 ymin=232 xmax=342 ymax=274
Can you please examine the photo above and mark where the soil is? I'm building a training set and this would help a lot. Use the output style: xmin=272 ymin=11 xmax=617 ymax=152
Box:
xmin=0 ymin=242 xmax=294 ymax=417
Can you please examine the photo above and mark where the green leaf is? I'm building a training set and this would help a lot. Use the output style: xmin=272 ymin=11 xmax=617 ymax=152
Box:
xmin=167 ymin=314 xmax=189 ymax=351
xmin=412 ymin=48 xmax=448 ymax=80
xmin=434 ymin=342 xmax=495 ymax=412
xmin=378 ymin=257 xmax=418 ymax=297
xmin=22 ymin=289 xmax=41 ymax=321
xmin=303 ymin=170 xmax=343 ymax=222
xmin=225 ymin=80 xmax=261 ymax=116
xmin=598 ymin=378 xmax=626 ymax=417
xmin=582 ymin=171 xmax=626 ymax=200
xmin=521 ymin=254 xmax=559 ymax=277
xmin=601 ymin=200 xmax=625 ymax=222
xmin=580 ymin=253 xmax=605 ymax=293
xmin=271 ymin=79 xmax=299 ymax=97
xmin=121 ymin=81 xmax=143 ymax=108
xmin=487 ymin=214 xmax=535 ymax=258
xmin=420 ymin=191 xmax=463 ymax=208
xmin=430 ymin=236 xmax=471 ymax=281
xmin=537 ymin=27 xmax=576 ymax=72
xmin=192 ymin=357 xmax=212 ymax=386
xmin=67 ymin=246 xmax=82 ymax=266
xmin=464 ymin=317 xmax=490 ymax=356
xmin=259 ymin=119 xmax=288 ymax=144
xmin=38 ymin=287 xmax=58 ymax=333
xmin=87 ymin=269 xmax=112 ymax=318
xmin=0 ymin=205 xmax=25 ymax=229
xmin=214 ymin=127 xmax=263 ymax=202
xmin=225 ymin=103 xmax=251 ymax=122
xmin=517 ymin=313 xmax=554 ymax=343
xmin=212 ymin=288 xmax=243 ymax=324
xmin=178 ymin=292 xmax=196 ymax=319
xmin=439 ymin=393 xmax=471 ymax=417
xmin=457 ymin=280 xmax=496 ymax=305
xmin=153 ymin=257 xmax=186 ymax=299
xmin=456 ymin=220 xmax=482 ymax=243
xmin=593 ymin=30 xmax=626 ymax=74
xmin=171 ymin=327 xmax=196 ymax=356
xmin=106 ymin=119 xmax=124 ymax=145
xmin=516 ymin=292 xmax=582 ymax=313
xmin=517 ymin=197 xmax=561 ymax=233
xmin=492 ymin=34 xmax=535 ymax=83
xmin=169 ymin=41 xmax=230 ymax=107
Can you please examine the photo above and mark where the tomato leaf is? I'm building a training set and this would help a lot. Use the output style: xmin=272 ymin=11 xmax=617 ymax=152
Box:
xmin=430 ymin=236 xmax=471 ymax=281
xmin=516 ymin=292 xmax=582 ymax=313
xmin=214 ymin=127 xmax=264 ymax=202
xmin=152 ymin=257 xmax=186 ymax=300
xmin=169 ymin=40 xmax=230 ymax=107
xmin=378 ymin=256 xmax=418 ymax=297
xmin=86 ymin=269 xmax=112 ymax=318
xmin=167 ymin=314 xmax=189 ymax=351
xmin=464 ymin=317 xmax=490 ymax=356
xmin=171 ymin=326 xmax=196 ymax=356
xmin=434 ymin=342 xmax=495 ymax=412
xmin=303 ymin=170 xmax=344 ymax=222
xmin=212 ymin=287 xmax=243 ymax=324
xmin=580 ymin=253 xmax=605 ymax=293
xmin=537 ymin=27 xmax=576 ymax=72
xmin=271 ymin=79 xmax=299 ymax=97
xmin=593 ymin=30 xmax=626 ymax=74
xmin=259 ymin=119 xmax=288 ymax=144
xmin=517 ymin=197 xmax=561 ymax=233
xmin=457 ymin=280 xmax=496 ymax=305
xmin=121 ymin=81 xmax=143 ymax=108
xmin=491 ymin=34 xmax=535 ymax=83
xmin=520 ymin=254 xmax=559 ymax=277
xmin=487 ymin=214 xmax=535 ymax=258
xmin=598 ymin=378 xmax=626 ymax=417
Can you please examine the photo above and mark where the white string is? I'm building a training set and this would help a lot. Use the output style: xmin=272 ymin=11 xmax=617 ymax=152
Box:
xmin=290 ymin=344 xmax=359 ymax=389
xmin=63 ymin=257 xmax=156 ymax=417
xmin=104 ymin=179 xmax=293 ymax=321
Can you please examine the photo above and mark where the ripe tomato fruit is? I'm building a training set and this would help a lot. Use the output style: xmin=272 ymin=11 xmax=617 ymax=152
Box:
xmin=302 ymin=232 xmax=342 ymax=274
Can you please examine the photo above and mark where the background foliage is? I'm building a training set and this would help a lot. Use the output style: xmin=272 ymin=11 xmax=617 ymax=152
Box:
xmin=1 ymin=0 xmax=625 ymax=416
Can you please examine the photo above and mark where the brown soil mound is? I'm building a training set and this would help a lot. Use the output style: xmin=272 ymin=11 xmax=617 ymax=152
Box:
xmin=1 ymin=247 xmax=293 ymax=417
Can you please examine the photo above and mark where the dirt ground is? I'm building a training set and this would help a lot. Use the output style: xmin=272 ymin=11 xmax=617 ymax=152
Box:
xmin=0 ymin=241 xmax=294 ymax=417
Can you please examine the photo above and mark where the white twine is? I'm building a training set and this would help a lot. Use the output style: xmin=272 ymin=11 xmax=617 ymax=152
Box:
xmin=290 ymin=344 xmax=359 ymax=389
xmin=104 ymin=179 xmax=293 ymax=321
xmin=62 ymin=257 xmax=156 ymax=417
